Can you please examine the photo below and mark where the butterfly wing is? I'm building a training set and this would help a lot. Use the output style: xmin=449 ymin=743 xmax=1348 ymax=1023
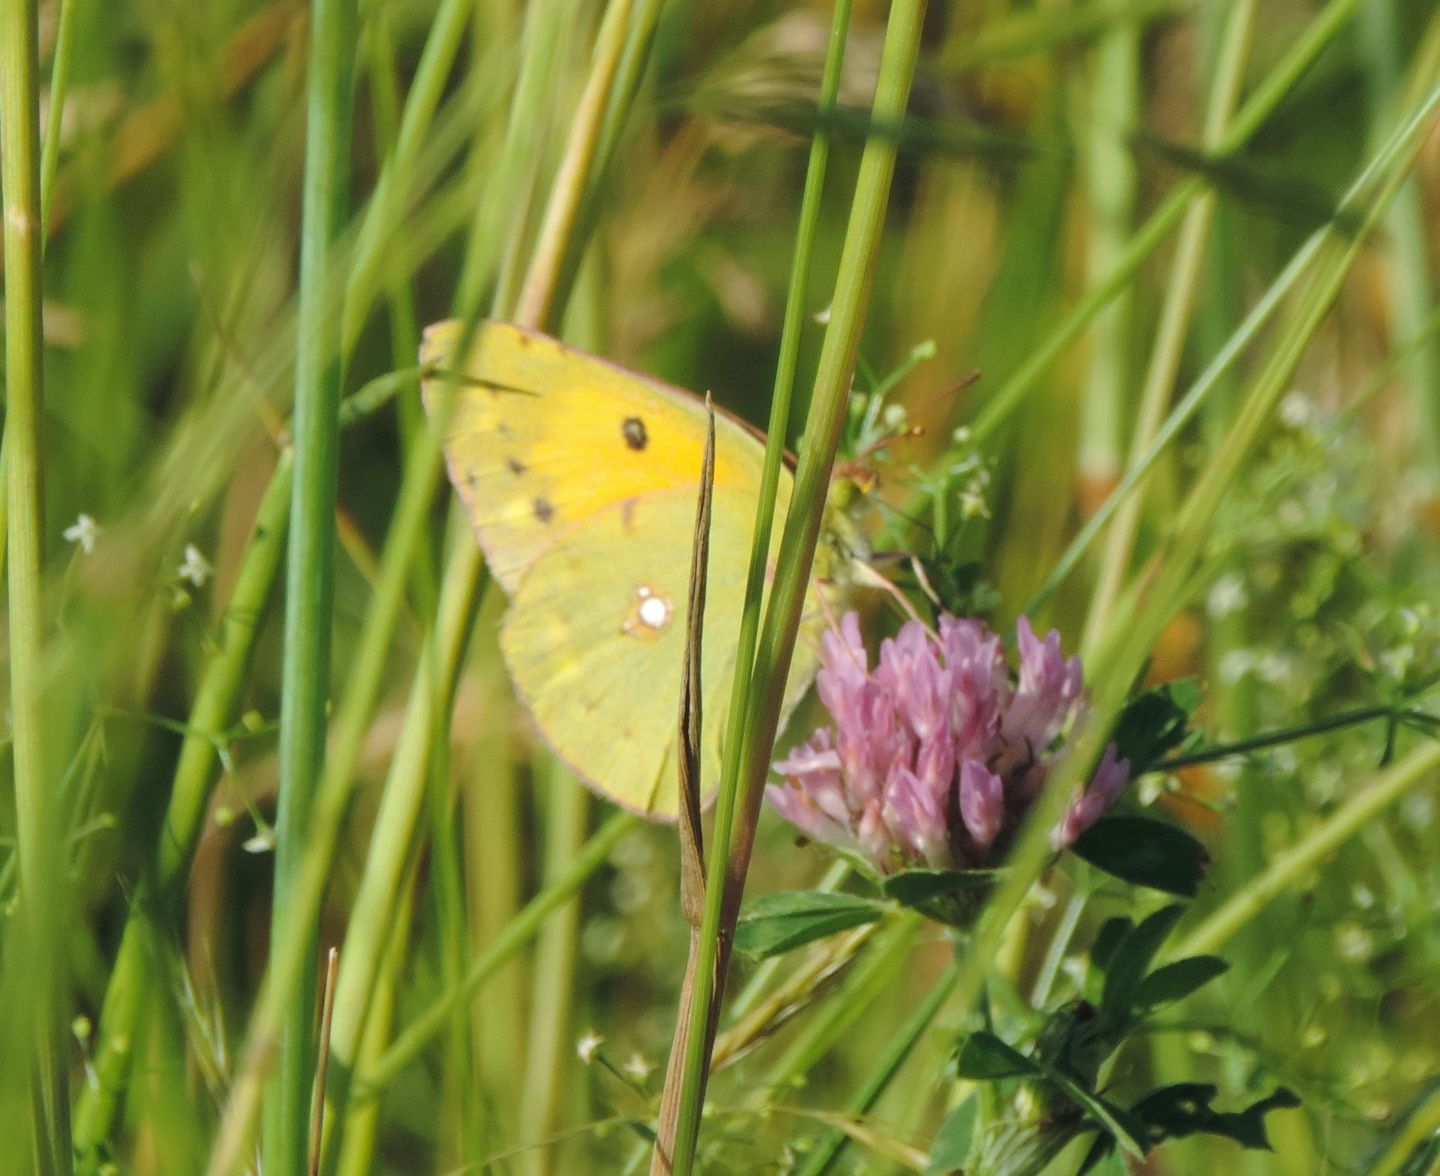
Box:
xmin=420 ymin=319 xmax=841 ymax=819
xmin=420 ymin=320 xmax=774 ymax=594
xmin=503 ymin=487 xmax=821 ymax=816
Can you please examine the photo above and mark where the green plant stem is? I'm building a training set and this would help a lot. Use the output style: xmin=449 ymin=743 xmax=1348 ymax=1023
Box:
xmin=1088 ymin=75 xmax=1440 ymax=689
xmin=333 ymin=860 xmax=419 ymax=1176
xmin=969 ymin=0 xmax=1361 ymax=446
xmin=364 ymin=810 xmax=638 ymax=1092
xmin=794 ymin=958 xmax=957 ymax=1176
xmin=1074 ymin=13 xmax=1138 ymax=524
xmin=519 ymin=762 xmax=590 ymax=1175
xmin=750 ymin=916 xmax=918 ymax=1103
xmin=652 ymin=0 xmax=850 ymax=1161
xmin=1080 ymin=0 xmax=1254 ymax=654
xmin=0 ymin=0 xmax=70 ymax=1167
xmin=1365 ymin=1079 xmax=1440 ymax=1176
xmin=264 ymin=0 xmax=357 ymax=1168
xmin=663 ymin=4 xmax=929 ymax=1172
xmin=1157 ymin=703 xmax=1403 ymax=772
xmin=515 ymin=0 xmax=641 ymax=329
xmin=1173 ymin=741 xmax=1440 ymax=959
xmin=426 ymin=688 xmax=480 ymax=1169
xmin=340 ymin=0 xmax=471 ymax=350
xmin=37 ymin=0 xmax=78 ymax=237
xmin=72 ymin=450 xmax=293 ymax=1170
xmin=1359 ymin=0 xmax=1440 ymax=467
xmin=312 ymin=535 xmax=484 ymax=1176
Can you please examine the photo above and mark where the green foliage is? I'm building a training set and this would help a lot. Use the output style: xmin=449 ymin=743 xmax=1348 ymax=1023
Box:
xmin=946 ymin=906 xmax=1297 ymax=1175
xmin=733 ymin=890 xmax=884 ymax=957
xmin=1 ymin=0 xmax=1436 ymax=1171
xmin=1071 ymin=816 xmax=1211 ymax=897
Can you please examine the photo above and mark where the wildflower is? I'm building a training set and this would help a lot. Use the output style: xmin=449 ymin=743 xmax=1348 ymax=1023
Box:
xmin=623 ymin=1052 xmax=655 ymax=1081
xmin=1206 ymin=573 xmax=1247 ymax=619
xmin=178 ymin=543 xmax=214 ymax=587
xmin=768 ymin=612 xmax=1130 ymax=873
xmin=64 ymin=513 xmax=99 ymax=554
xmin=576 ymin=1030 xmax=604 ymax=1064
xmin=241 ymin=825 xmax=276 ymax=855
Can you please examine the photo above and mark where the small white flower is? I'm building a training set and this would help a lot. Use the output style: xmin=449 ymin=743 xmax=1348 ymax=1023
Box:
xmin=1279 ymin=390 xmax=1315 ymax=429
xmin=959 ymin=471 xmax=991 ymax=519
xmin=882 ymin=402 xmax=908 ymax=430
xmin=178 ymin=543 xmax=214 ymax=588
xmin=1206 ymin=573 xmax=1248 ymax=619
xmin=623 ymin=1052 xmax=655 ymax=1081
xmin=1218 ymin=650 xmax=1255 ymax=684
xmin=1379 ymin=646 xmax=1414 ymax=680
xmin=242 ymin=826 xmax=276 ymax=854
xmin=576 ymin=1029 xmax=604 ymax=1064
xmin=64 ymin=513 xmax=99 ymax=554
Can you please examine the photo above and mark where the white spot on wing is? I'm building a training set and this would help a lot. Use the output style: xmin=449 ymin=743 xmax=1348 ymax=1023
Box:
xmin=623 ymin=584 xmax=673 ymax=640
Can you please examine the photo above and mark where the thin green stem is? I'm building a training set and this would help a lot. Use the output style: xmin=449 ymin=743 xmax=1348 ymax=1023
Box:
xmin=73 ymin=450 xmax=293 ymax=1170
xmin=1080 ymin=0 xmax=1255 ymax=654
xmin=264 ymin=0 xmax=357 ymax=1168
xmin=1173 ymin=741 xmax=1440 ymax=959
xmin=518 ymin=763 xmax=590 ymax=1173
xmin=969 ymin=0 xmax=1360 ymax=445
xmin=750 ymin=916 xmax=919 ymax=1104
xmin=313 ymin=535 xmax=484 ymax=1175
xmin=37 ymin=0 xmax=78 ymax=238
xmin=665 ymin=3 xmax=929 ymax=1171
xmin=0 ymin=0 xmax=70 ymax=1167
xmin=1156 ymin=704 xmax=1400 ymax=772
xmin=363 ymin=811 xmax=638 ymax=1091
xmin=793 ymin=959 xmax=956 ymax=1176
xmin=652 ymin=0 xmax=850 ymax=1162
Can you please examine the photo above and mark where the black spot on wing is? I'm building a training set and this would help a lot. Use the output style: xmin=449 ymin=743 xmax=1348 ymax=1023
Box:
xmin=622 ymin=416 xmax=648 ymax=451
xmin=506 ymin=456 xmax=527 ymax=476
xmin=533 ymin=497 xmax=555 ymax=524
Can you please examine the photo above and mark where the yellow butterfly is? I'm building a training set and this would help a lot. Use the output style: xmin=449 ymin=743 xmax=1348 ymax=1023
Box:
xmin=419 ymin=321 xmax=847 ymax=820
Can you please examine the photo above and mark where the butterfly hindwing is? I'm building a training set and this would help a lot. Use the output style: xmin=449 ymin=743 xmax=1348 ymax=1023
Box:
xmin=422 ymin=319 xmax=843 ymax=819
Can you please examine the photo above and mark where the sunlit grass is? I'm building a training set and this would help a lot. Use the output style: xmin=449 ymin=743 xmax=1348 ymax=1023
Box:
xmin=0 ymin=1 xmax=1436 ymax=1173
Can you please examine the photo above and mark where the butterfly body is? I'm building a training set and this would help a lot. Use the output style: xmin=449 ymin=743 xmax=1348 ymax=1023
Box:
xmin=421 ymin=321 xmax=840 ymax=818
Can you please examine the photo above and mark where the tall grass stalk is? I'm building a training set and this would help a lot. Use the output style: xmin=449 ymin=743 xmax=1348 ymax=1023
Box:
xmin=365 ymin=811 xmax=639 ymax=1091
xmin=1175 ymin=744 xmax=1440 ymax=961
xmin=1081 ymin=0 xmax=1255 ymax=652
xmin=310 ymin=0 xmax=666 ymax=1164
xmin=264 ymin=0 xmax=357 ymax=1167
xmin=663 ymin=3 xmax=930 ymax=1170
xmin=970 ymin=0 xmax=1362 ymax=446
xmin=653 ymin=0 xmax=851 ymax=1159
xmin=310 ymin=535 xmax=484 ymax=1175
xmin=72 ymin=450 xmax=293 ymax=1168
xmin=793 ymin=958 xmax=957 ymax=1176
xmin=518 ymin=762 xmax=591 ymax=1173
xmin=0 ymin=0 xmax=70 ymax=1168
